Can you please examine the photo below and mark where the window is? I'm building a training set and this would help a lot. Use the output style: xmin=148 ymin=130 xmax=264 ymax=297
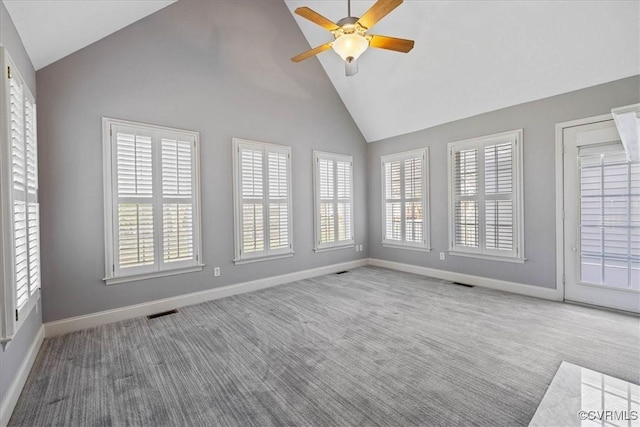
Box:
xmin=233 ymin=138 xmax=293 ymax=263
xmin=1 ymin=48 xmax=40 ymax=340
xmin=381 ymin=148 xmax=430 ymax=251
xmin=313 ymin=151 xmax=354 ymax=251
xmin=448 ymin=129 xmax=524 ymax=262
xmin=102 ymin=118 xmax=203 ymax=285
xmin=579 ymin=142 xmax=639 ymax=289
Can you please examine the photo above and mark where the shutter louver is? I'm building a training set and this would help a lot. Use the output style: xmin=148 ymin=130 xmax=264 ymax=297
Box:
xmin=315 ymin=155 xmax=354 ymax=247
xmin=25 ymin=100 xmax=40 ymax=294
xmin=268 ymin=151 xmax=289 ymax=250
xmin=319 ymin=158 xmax=335 ymax=243
xmin=162 ymin=138 xmax=195 ymax=262
xmin=235 ymin=140 xmax=292 ymax=261
xmin=382 ymin=150 xmax=428 ymax=248
xmin=117 ymin=133 xmax=153 ymax=197
xmin=103 ymin=118 xmax=201 ymax=283
xmin=13 ymin=201 xmax=28 ymax=310
xmin=116 ymin=131 xmax=155 ymax=269
xmin=484 ymin=143 xmax=514 ymax=251
xmin=10 ymin=73 xmax=29 ymax=310
xmin=241 ymin=147 xmax=265 ymax=255
xmin=385 ymin=160 xmax=402 ymax=241
xmin=454 ymin=148 xmax=479 ymax=248
xmin=448 ymin=130 xmax=523 ymax=260
xmin=404 ymin=157 xmax=423 ymax=243
xmin=118 ymin=204 xmax=154 ymax=267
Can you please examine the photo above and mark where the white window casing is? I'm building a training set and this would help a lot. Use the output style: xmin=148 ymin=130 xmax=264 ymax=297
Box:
xmin=233 ymin=138 xmax=294 ymax=264
xmin=102 ymin=118 xmax=203 ymax=285
xmin=381 ymin=148 xmax=430 ymax=251
xmin=448 ymin=129 xmax=525 ymax=263
xmin=313 ymin=151 xmax=355 ymax=252
xmin=1 ymin=47 xmax=41 ymax=343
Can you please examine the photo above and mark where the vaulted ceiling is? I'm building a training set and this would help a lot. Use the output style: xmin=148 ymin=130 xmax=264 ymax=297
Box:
xmin=285 ymin=0 xmax=640 ymax=142
xmin=2 ymin=0 xmax=175 ymax=70
xmin=3 ymin=0 xmax=639 ymax=142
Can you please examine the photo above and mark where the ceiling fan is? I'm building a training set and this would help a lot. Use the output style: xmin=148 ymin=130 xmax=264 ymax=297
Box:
xmin=291 ymin=0 xmax=415 ymax=76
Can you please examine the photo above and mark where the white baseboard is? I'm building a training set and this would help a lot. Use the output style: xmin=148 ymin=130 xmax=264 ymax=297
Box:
xmin=367 ymin=258 xmax=563 ymax=301
xmin=45 ymin=259 xmax=368 ymax=337
xmin=0 ymin=325 xmax=45 ymax=427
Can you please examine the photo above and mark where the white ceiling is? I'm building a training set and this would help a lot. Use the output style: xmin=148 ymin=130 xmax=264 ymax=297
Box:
xmin=285 ymin=0 xmax=640 ymax=142
xmin=3 ymin=0 xmax=638 ymax=142
xmin=3 ymin=0 xmax=175 ymax=70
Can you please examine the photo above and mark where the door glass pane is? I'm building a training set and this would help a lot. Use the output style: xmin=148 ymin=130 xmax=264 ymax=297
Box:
xmin=579 ymin=147 xmax=639 ymax=290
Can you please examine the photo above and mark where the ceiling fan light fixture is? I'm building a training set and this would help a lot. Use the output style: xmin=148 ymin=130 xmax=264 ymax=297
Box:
xmin=332 ymin=33 xmax=369 ymax=63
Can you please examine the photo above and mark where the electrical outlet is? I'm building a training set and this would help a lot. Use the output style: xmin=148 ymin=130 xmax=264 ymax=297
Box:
xmin=439 ymin=252 xmax=445 ymax=261
xmin=214 ymin=267 xmax=221 ymax=277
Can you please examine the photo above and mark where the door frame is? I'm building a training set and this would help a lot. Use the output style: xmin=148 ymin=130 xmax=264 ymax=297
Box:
xmin=555 ymin=112 xmax=616 ymax=303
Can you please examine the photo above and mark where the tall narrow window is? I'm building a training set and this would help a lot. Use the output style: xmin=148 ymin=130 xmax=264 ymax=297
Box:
xmin=102 ymin=118 xmax=202 ymax=284
xmin=1 ymin=49 xmax=40 ymax=339
xmin=233 ymin=138 xmax=293 ymax=263
xmin=313 ymin=151 xmax=354 ymax=251
xmin=448 ymin=129 xmax=524 ymax=262
xmin=381 ymin=149 xmax=430 ymax=250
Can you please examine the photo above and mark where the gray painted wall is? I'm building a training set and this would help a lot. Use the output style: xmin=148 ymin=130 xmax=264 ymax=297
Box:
xmin=36 ymin=0 xmax=368 ymax=322
xmin=368 ymin=76 xmax=640 ymax=288
xmin=0 ymin=0 xmax=42 ymax=404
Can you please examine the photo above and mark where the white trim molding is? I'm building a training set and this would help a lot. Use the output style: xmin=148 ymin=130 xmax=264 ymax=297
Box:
xmin=0 ymin=325 xmax=45 ymax=427
xmin=368 ymin=258 xmax=563 ymax=301
xmin=554 ymin=113 xmax=613 ymax=304
xmin=45 ymin=259 xmax=368 ymax=337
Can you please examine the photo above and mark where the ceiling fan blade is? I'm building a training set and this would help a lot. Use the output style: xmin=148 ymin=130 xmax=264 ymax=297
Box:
xmin=345 ymin=61 xmax=358 ymax=77
xmin=369 ymin=35 xmax=414 ymax=53
xmin=356 ymin=0 xmax=403 ymax=30
xmin=291 ymin=43 xmax=333 ymax=63
xmin=295 ymin=7 xmax=340 ymax=31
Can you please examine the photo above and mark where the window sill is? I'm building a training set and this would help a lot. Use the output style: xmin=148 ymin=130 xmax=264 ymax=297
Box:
xmin=234 ymin=252 xmax=294 ymax=265
xmin=104 ymin=264 xmax=205 ymax=285
xmin=382 ymin=243 xmax=431 ymax=253
xmin=448 ymin=251 xmax=526 ymax=264
xmin=314 ymin=243 xmax=354 ymax=253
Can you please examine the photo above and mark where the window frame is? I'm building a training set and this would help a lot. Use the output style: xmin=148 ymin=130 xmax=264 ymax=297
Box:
xmin=312 ymin=150 xmax=355 ymax=252
xmin=380 ymin=148 xmax=431 ymax=252
xmin=0 ymin=47 xmax=41 ymax=343
xmin=102 ymin=117 xmax=204 ymax=285
xmin=232 ymin=138 xmax=294 ymax=264
xmin=447 ymin=129 xmax=525 ymax=263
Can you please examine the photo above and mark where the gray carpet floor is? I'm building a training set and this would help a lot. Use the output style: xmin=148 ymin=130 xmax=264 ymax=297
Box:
xmin=9 ymin=266 xmax=640 ymax=426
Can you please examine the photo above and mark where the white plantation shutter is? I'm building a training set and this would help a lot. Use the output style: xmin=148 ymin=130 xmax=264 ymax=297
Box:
xmin=485 ymin=143 xmax=514 ymax=251
xmin=313 ymin=151 xmax=354 ymax=250
xmin=25 ymin=98 xmax=40 ymax=296
xmin=234 ymin=139 xmax=293 ymax=262
xmin=162 ymin=136 xmax=196 ymax=264
xmin=381 ymin=149 xmax=429 ymax=249
xmin=114 ymin=128 xmax=155 ymax=273
xmin=448 ymin=130 xmax=523 ymax=260
xmin=104 ymin=119 xmax=201 ymax=283
xmin=2 ymin=49 xmax=41 ymax=335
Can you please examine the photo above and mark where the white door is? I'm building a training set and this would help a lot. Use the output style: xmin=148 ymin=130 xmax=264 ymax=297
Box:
xmin=563 ymin=119 xmax=640 ymax=313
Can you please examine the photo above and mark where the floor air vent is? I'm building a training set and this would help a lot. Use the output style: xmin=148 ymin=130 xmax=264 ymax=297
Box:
xmin=452 ymin=282 xmax=474 ymax=288
xmin=147 ymin=309 xmax=178 ymax=319
xmin=335 ymin=271 xmax=349 ymax=275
